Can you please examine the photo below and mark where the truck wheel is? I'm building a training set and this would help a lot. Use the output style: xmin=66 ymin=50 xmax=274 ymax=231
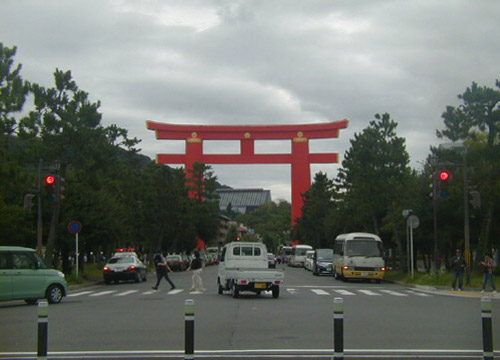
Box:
xmin=272 ymin=285 xmax=279 ymax=298
xmin=232 ymin=284 xmax=239 ymax=298
xmin=217 ymin=279 xmax=223 ymax=294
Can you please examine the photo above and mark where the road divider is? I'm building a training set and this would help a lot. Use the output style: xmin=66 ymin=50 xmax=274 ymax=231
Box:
xmin=37 ymin=300 xmax=48 ymax=360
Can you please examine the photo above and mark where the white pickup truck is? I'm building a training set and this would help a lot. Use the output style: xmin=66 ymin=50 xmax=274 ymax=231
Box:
xmin=217 ymin=242 xmax=284 ymax=298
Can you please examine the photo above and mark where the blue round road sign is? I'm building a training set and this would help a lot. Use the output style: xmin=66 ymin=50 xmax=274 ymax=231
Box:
xmin=68 ymin=221 xmax=82 ymax=234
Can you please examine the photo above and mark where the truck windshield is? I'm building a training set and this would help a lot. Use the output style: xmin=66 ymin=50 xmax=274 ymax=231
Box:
xmin=345 ymin=240 xmax=383 ymax=257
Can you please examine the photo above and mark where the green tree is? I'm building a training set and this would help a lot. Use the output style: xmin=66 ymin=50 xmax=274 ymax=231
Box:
xmin=437 ymin=80 xmax=500 ymax=267
xmin=235 ymin=200 xmax=291 ymax=251
xmin=19 ymin=69 xmax=140 ymax=265
xmin=294 ymin=172 xmax=334 ymax=248
xmin=0 ymin=43 xmax=34 ymax=246
xmin=187 ymin=162 xmax=221 ymax=246
xmin=336 ymin=113 xmax=411 ymax=266
xmin=0 ymin=43 xmax=29 ymax=136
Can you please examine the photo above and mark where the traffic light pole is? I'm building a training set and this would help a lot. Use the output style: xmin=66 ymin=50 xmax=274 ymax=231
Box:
xmin=463 ymin=151 xmax=471 ymax=286
xmin=433 ymin=170 xmax=439 ymax=279
xmin=37 ymin=159 xmax=43 ymax=254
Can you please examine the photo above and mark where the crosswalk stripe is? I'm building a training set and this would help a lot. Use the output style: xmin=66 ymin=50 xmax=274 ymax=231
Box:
xmin=67 ymin=291 xmax=94 ymax=297
xmin=333 ymin=289 xmax=356 ymax=296
xmin=380 ymin=290 xmax=408 ymax=297
xmin=406 ymin=290 xmax=431 ymax=297
xmin=114 ymin=290 xmax=139 ymax=296
xmin=311 ymin=289 xmax=330 ymax=295
xmin=89 ymin=291 xmax=116 ymax=297
xmin=168 ymin=289 xmax=184 ymax=295
xmin=142 ymin=290 xmax=156 ymax=295
xmin=357 ymin=289 xmax=381 ymax=296
xmin=286 ymin=288 xmax=299 ymax=294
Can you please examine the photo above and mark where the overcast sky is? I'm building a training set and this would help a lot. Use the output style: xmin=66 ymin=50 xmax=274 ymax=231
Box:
xmin=2 ymin=0 xmax=499 ymax=201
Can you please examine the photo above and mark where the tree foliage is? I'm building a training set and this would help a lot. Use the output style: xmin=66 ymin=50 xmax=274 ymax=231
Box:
xmin=0 ymin=43 xmax=221 ymax=273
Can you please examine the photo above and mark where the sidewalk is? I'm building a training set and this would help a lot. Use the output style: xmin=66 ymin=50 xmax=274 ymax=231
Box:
xmin=388 ymin=280 xmax=499 ymax=299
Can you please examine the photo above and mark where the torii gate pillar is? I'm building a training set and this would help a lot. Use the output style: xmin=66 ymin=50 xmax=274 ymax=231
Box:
xmin=147 ymin=120 xmax=348 ymax=238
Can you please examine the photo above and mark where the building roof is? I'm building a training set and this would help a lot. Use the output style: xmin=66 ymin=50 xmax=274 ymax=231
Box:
xmin=216 ymin=188 xmax=272 ymax=214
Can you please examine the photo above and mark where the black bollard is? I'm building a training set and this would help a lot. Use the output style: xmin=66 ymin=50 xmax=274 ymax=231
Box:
xmin=185 ymin=299 xmax=195 ymax=360
xmin=481 ymin=297 xmax=493 ymax=360
xmin=37 ymin=300 xmax=48 ymax=360
xmin=333 ymin=297 xmax=344 ymax=360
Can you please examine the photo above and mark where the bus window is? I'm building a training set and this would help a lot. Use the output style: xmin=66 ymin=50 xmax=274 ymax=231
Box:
xmin=345 ymin=240 xmax=383 ymax=257
xmin=334 ymin=240 xmax=344 ymax=255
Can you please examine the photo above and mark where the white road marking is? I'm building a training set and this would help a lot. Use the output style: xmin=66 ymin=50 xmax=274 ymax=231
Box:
xmin=114 ymin=290 xmax=139 ymax=296
xmin=406 ymin=290 xmax=432 ymax=297
xmin=89 ymin=291 xmax=116 ymax=297
xmin=168 ymin=289 xmax=184 ymax=295
xmin=67 ymin=291 xmax=94 ymax=297
xmin=332 ymin=289 xmax=356 ymax=296
xmin=311 ymin=289 xmax=330 ymax=295
xmin=380 ymin=290 xmax=408 ymax=297
xmin=357 ymin=289 xmax=381 ymax=296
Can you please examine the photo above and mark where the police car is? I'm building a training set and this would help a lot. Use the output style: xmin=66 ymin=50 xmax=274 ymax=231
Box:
xmin=103 ymin=249 xmax=147 ymax=284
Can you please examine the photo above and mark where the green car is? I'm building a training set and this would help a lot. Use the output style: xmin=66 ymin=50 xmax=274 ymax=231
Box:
xmin=0 ymin=246 xmax=68 ymax=304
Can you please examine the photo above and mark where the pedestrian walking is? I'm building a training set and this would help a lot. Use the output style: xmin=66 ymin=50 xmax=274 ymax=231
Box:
xmin=480 ymin=253 xmax=497 ymax=293
xmin=187 ymin=250 xmax=205 ymax=292
xmin=451 ymin=249 xmax=466 ymax=291
xmin=152 ymin=251 xmax=176 ymax=291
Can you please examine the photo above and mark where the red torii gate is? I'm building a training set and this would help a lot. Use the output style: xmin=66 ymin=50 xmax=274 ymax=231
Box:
xmin=146 ymin=120 xmax=348 ymax=240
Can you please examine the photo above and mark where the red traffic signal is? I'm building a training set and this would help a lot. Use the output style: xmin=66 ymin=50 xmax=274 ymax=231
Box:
xmin=45 ymin=175 xmax=55 ymax=184
xmin=439 ymin=171 xmax=450 ymax=181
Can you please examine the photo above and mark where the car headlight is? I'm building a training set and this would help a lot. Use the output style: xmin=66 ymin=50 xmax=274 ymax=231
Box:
xmin=57 ymin=271 xmax=65 ymax=278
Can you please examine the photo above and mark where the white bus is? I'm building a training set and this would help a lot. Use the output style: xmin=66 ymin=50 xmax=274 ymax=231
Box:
xmin=277 ymin=246 xmax=292 ymax=264
xmin=289 ymin=244 xmax=313 ymax=267
xmin=333 ymin=233 xmax=386 ymax=283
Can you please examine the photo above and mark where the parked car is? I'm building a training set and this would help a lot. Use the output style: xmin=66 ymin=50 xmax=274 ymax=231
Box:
xmin=312 ymin=248 xmax=334 ymax=276
xmin=103 ymin=255 xmax=147 ymax=284
xmin=0 ymin=246 xmax=68 ymax=304
xmin=167 ymin=254 xmax=186 ymax=271
xmin=206 ymin=247 xmax=219 ymax=264
xmin=267 ymin=253 xmax=277 ymax=268
xmin=304 ymin=250 xmax=315 ymax=271
xmin=181 ymin=254 xmax=191 ymax=269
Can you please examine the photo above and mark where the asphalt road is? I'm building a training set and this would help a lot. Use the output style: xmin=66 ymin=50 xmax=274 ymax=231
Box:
xmin=1 ymin=264 xmax=499 ymax=359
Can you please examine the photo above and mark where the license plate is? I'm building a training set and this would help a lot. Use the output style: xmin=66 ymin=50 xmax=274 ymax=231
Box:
xmin=361 ymin=273 xmax=368 ymax=277
xmin=254 ymin=283 xmax=266 ymax=288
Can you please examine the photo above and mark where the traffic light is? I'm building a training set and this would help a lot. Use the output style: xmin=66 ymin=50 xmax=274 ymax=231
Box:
xmin=45 ymin=175 xmax=55 ymax=202
xmin=438 ymin=170 xmax=450 ymax=200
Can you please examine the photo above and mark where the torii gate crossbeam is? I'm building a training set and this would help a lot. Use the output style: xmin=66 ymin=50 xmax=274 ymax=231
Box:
xmin=146 ymin=120 xmax=348 ymax=230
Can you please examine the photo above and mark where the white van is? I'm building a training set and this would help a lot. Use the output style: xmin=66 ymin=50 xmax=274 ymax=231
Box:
xmin=289 ymin=244 xmax=313 ymax=267
xmin=333 ymin=233 xmax=386 ymax=283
